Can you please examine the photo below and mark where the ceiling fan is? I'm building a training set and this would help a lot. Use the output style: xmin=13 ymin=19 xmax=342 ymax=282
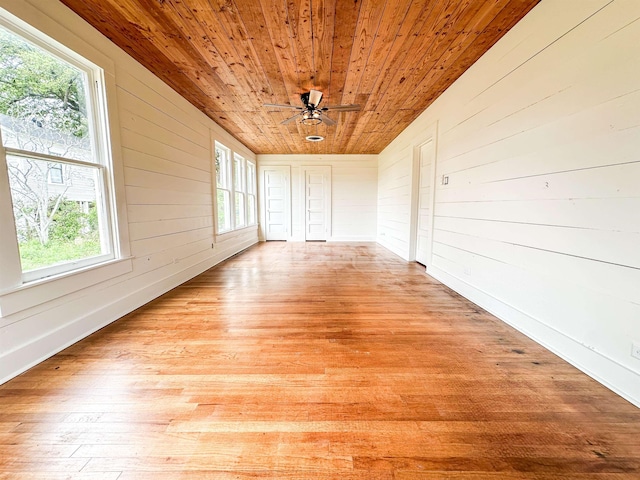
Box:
xmin=264 ymin=89 xmax=360 ymax=126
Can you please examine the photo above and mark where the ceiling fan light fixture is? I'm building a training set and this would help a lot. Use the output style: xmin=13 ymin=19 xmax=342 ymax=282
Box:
xmin=301 ymin=110 xmax=322 ymax=126
xmin=305 ymin=135 xmax=324 ymax=142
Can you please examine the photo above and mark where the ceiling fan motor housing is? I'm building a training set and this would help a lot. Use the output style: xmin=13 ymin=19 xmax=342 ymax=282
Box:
xmin=301 ymin=89 xmax=323 ymax=108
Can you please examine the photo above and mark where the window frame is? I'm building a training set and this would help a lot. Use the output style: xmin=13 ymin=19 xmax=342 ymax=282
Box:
xmin=0 ymin=18 xmax=115 ymax=283
xmin=0 ymin=5 xmax=131 ymax=316
xmin=213 ymin=143 xmax=257 ymax=236
xmin=246 ymin=160 xmax=257 ymax=227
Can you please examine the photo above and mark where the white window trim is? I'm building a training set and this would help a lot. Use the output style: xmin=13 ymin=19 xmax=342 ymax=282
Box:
xmin=0 ymin=5 xmax=132 ymax=317
xmin=246 ymin=160 xmax=257 ymax=227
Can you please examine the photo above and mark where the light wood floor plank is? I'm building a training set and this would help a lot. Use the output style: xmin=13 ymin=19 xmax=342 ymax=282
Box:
xmin=0 ymin=242 xmax=638 ymax=478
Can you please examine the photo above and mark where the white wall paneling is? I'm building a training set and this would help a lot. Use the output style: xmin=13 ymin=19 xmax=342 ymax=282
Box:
xmin=0 ymin=0 xmax=258 ymax=384
xmin=377 ymin=0 xmax=640 ymax=405
xmin=377 ymin=144 xmax=414 ymax=258
xmin=258 ymin=155 xmax=377 ymax=242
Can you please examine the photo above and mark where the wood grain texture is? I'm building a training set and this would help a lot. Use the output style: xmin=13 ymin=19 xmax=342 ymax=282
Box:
xmin=57 ymin=0 xmax=539 ymax=154
xmin=1 ymin=242 xmax=638 ymax=478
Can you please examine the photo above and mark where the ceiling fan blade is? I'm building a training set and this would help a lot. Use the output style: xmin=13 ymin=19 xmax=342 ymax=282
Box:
xmin=323 ymin=104 xmax=361 ymax=112
xmin=308 ymin=89 xmax=323 ymax=108
xmin=264 ymin=103 xmax=303 ymax=110
xmin=322 ymin=115 xmax=336 ymax=126
xmin=280 ymin=113 xmax=300 ymax=125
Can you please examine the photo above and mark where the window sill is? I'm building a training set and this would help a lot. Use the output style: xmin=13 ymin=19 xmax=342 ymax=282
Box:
xmin=0 ymin=256 xmax=133 ymax=318
xmin=215 ymin=224 xmax=258 ymax=239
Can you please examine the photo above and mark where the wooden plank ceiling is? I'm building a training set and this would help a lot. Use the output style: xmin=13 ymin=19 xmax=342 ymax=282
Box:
xmin=59 ymin=0 xmax=539 ymax=154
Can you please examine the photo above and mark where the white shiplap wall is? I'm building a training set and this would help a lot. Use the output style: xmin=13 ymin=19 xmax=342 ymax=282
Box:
xmin=377 ymin=144 xmax=414 ymax=257
xmin=257 ymin=155 xmax=378 ymax=242
xmin=377 ymin=0 xmax=640 ymax=405
xmin=0 ymin=0 xmax=258 ymax=383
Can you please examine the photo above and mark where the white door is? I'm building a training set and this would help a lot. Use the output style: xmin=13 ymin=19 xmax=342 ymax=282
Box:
xmin=415 ymin=140 xmax=434 ymax=266
xmin=261 ymin=166 xmax=290 ymax=240
xmin=303 ymin=167 xmax=331 ymax=241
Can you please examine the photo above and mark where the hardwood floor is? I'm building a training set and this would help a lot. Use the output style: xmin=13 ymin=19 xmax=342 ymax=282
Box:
xmin=1 ymin=242 xmax=639 ymax=479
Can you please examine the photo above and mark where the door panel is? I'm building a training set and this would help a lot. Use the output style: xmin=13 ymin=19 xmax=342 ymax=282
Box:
xmin=415 ymin=141 xmax=434 ymax=266
xmin=261 ymin=166 xmax=291 ymax=240
xmin=304 ymin=167 xmax=331 ymax=241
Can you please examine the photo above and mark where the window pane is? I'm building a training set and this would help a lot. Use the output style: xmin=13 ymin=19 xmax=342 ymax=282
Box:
xmin=215 ymin=147 xmax=227 ymax=188
xmin=235 ymin=192 xmax=245 ymax=228
xmin=0 ymin=27 xmax=93 ymax=162
xmin=247 ymin=194 xmax=256 ymax=225
xmin=247 ymin=162 xmax=256 ymax=195
xmin=217 ymin=189 xmax=230 ymax=232
xmin=234 ymin=156 xmax=244 ymax=192
xmin=7 ymin=155 xmax=108 ymax=272
xmin=49 ymin=163 xmax=63 ymax=184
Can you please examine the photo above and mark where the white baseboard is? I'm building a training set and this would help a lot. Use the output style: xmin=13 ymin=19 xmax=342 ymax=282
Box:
xmin=427 ymin=265 xmax=640 ymax=408
xmin=0 ymin=239 xmax=257 ymax=384
xmin=329 ymin=236 xmax=377 ymax=242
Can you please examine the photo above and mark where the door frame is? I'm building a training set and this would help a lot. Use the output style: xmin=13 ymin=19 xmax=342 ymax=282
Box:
xmin=300 ymin=165 xmax=331 ymax=241
xmin=409 ymin=122 xmax=438 ymax=267
xmin=259 ymin=165 xmax=291 ymax=241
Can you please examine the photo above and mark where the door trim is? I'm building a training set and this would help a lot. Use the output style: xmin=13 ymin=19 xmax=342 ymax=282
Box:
xmin=409 ymin=122 xmax=438 ymax=266
xmin=259 ymin=165 xmax=291 ymax=241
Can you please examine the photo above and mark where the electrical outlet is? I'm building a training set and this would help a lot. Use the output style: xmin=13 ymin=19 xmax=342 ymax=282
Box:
xmin=632 ymin=341 xmax=640 ymax=360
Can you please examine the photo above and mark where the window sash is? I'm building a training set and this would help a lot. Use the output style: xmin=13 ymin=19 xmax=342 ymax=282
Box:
xmin=246 ymin=162 xmax=256 ymax=195
xmin=247 ymin=193 xmax=256 ymax=226
xmin=5 ymin=148 xmax=115 ymax=281
xmin=246 ymin=161 xmax=257 ymax=226
xmin=235 ymin=191 xmax=246 ymax=228
xmin=0 ymin=20 xmax=105 ymax=167
xmin=216 ymin=188 xmax=231 ymax=234
xmin=215 ymin=144 xmax=231 ymax=189
xmin=234 ymin=155 xmax=245 ymax=192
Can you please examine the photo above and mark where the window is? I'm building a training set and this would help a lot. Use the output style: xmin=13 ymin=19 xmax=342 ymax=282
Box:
xmin=215 ymin=142 xmax=231 ymax=233
xmin=48 ymin=163 xmax=64 ymax=184
xmin=234 ymin=153 xmax=246 ymax=228
xmin=213 ymin=144 xmax=257 ymax=234
xmin=0 ymin=17 xmax=117 ymax=283
xmin=246 ymin=161 xmax=257 ymax=226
